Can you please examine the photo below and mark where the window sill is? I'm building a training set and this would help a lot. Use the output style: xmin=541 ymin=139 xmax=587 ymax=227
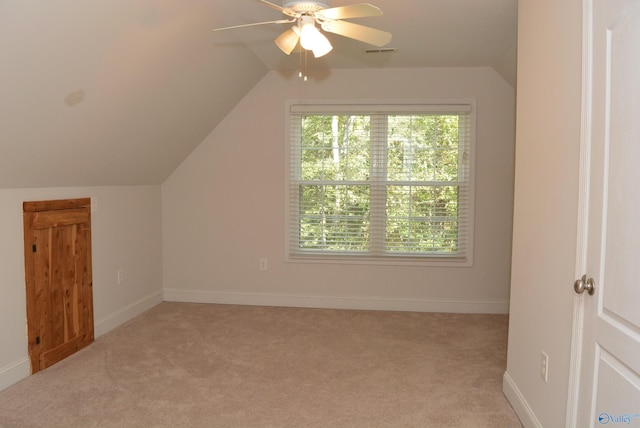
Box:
xmin=286 ymin=253 xmax=473 ymax=268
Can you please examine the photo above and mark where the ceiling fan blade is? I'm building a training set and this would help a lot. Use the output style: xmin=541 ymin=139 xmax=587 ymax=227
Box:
xmin=275 ymin=28 xmax=300 ymax=55
xmin=257 ymin=0 xmax=298 ymax=17
xmin=321 ymin=20 xmax=391 ymax=47
xmin=315 ymin=3 xmax=383 ymax=20
xmin=212 ymin=18 xmax=295 ymax=32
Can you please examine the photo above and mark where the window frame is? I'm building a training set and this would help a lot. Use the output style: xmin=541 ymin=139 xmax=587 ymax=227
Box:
xmin=285 ymin=99 xmax=476 ymax=267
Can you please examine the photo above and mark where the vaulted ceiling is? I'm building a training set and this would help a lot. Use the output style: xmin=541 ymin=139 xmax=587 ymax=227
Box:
xmin=0 ymin=0 xmax=517 ymax=188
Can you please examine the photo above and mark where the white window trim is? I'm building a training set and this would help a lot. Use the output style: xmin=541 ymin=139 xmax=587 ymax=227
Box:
xmin=284 ymin=98 xmax=476 ymax=267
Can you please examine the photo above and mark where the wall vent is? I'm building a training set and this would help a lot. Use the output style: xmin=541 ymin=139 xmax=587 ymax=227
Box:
xmin=364 ymin=48 xmax=397 ymax=54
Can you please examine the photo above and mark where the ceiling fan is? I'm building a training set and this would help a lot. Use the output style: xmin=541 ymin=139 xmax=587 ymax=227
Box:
xmin=212 ymin=0 xmax=392 ymax=59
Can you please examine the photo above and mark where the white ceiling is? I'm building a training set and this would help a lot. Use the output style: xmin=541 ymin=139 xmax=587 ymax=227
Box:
xmin=213 ymin=0 xmax=517 ymax=80
xmin=0 ymin=0 xmax=517 ymax=188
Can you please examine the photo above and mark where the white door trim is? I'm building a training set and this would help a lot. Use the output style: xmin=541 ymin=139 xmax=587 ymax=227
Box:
xmin=566 ymin=0 xmax=594 ymax=426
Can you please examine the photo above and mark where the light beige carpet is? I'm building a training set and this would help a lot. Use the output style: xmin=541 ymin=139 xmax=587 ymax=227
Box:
xmin=0 ymin=302 xmax=521 ymax=427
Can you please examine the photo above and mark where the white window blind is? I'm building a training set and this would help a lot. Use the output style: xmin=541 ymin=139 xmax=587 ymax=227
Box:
xmin=287 ymin=101 xmax=475 ymax=265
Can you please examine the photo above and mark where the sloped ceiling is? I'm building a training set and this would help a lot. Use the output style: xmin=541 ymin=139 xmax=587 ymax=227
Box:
xmin=0 ymin=0 xmax=517 ymax=188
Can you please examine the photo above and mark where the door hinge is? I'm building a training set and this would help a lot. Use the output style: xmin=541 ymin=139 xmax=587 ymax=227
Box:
xmin=32 ymin=244 xmax=37 ymax=253
xmin=35 ymin=336 xmax=40 ymax=345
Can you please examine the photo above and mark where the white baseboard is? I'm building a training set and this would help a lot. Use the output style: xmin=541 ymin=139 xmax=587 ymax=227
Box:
xmin=163 ymin=289 xmax=509 ymax=314
xmin=0 ymin=357 xmax=30 ymax=392
xmin=94 ymin=290 xmax=164 ymax=338
xmin=503 ymin=371 xmax=542 ymax=428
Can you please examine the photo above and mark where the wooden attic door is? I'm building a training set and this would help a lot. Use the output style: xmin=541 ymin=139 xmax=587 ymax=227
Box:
xmin=23 ymin=198 xmax=94 ymax=373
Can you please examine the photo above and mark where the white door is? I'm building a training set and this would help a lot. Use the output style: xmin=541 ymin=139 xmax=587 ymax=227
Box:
xmin=574 ymin=0 xmax=640 ymax=427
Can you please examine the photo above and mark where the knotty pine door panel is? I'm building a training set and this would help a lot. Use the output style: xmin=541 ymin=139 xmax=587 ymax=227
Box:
xmin=23 ymin=198 xmax=94 ymax=373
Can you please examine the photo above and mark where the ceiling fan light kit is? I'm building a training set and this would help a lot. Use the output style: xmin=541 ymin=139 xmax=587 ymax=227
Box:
xmin=274 ymin=28 xmax=300 ymax=55
xmin=297 ymin=15 xmax=333 ymax=57
xmin=310 ymin=34 xmax=333 ymax=58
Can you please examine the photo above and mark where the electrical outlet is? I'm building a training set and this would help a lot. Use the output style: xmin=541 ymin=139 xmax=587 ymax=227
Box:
xmin=541 ymin=351 xmax=549 ymax=382
xmin=259 ymin=259 xmax=268 ymax=271
xmin=117 ymin=269 xmax=124 ymax=285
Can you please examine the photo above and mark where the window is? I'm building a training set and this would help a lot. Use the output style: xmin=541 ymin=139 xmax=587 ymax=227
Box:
xmin=286 ymin=101 xmax=475 ymax=266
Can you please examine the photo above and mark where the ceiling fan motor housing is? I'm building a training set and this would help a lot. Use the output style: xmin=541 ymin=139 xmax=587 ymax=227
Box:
xmin=283 ymin=0 xmax=331 ymax=12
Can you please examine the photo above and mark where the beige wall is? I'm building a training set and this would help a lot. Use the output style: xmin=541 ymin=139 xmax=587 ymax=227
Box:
xmin=0 ymin=186 xmax=163 ymax=390
xmin=162 ymin=67 xmax=516 ymax=313
xmin=503 ymin=0 xmax=583 ymax=426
